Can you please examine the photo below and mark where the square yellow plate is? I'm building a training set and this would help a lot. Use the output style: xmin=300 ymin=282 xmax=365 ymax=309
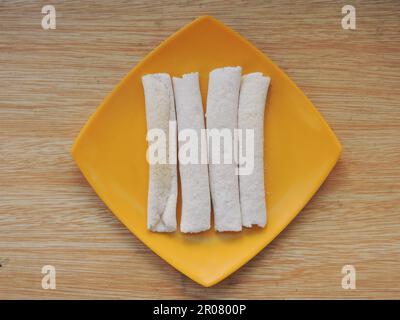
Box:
xmin=71 ymin=16 xmax=341 ymax=287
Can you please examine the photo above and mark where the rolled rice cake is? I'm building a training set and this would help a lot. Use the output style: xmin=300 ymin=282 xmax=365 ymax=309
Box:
xmin=142 ymin=73 xmax=178 ymax=232
xmin=206 ymin=66 xmax=242 ymax=232
xmin=173 ymin=72 xmax=211 ymax=233
xmin=238 ymin=72 xmax=270 ymax=228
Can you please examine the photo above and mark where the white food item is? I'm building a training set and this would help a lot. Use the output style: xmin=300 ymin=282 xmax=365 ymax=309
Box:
xmin=238 ymin=72 xmax=270 ymax=228
xmin=142 ymin=73 xmax=177 ymax=232
xmin=173 ymin=72 xmax=211 ymax=233
xmin=206 ymin=66 xmax=242 ymax=232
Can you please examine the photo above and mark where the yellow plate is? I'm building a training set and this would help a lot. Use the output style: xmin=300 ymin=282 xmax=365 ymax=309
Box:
xmin=71 ymin=16 xmax=341 ymax=287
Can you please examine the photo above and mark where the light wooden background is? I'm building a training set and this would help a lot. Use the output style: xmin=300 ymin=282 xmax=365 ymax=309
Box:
xmin=1 ymin=0 xmax=399 ymax=299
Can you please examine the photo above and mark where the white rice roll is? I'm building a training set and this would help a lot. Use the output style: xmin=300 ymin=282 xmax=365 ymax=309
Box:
xmin=238 ymin=72 xmax=270 ymax=228
xmin=142 ymin=73 xmax=177 ymax=232
xmin=173 ymin=72 xmax=211 ymax=233
xmin=206 ymin=66 xmax=242 ymax=232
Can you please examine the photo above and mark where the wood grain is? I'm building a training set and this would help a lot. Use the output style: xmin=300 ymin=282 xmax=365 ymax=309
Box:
xmin=1 ymin=0 xmax=399 ymax=299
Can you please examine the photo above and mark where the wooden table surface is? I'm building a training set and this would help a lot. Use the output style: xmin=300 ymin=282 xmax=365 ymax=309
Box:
xmin=1 ymin=0 xmax=399 ymax=299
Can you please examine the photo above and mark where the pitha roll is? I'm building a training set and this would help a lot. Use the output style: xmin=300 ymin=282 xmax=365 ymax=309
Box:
xmin=206 ymin=66 xmax=242 ymax=232
xmin=238 ymin=72 xmax=270 ymax=228
xmin=142 ymin=73 xmax=177 ymax=232
xmin=173 ymin=72 xmax=211 ymax=233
